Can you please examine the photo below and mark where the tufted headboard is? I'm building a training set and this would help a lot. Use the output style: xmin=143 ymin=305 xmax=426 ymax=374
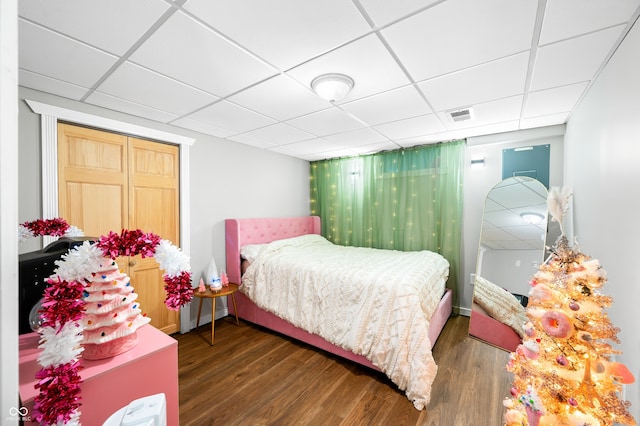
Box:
xmin=225 ymin=216 xmax=321 ymax=285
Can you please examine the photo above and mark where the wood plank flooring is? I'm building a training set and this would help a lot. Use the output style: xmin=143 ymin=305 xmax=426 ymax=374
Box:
xmin=174 ymin=315 xmax=512 ymax=426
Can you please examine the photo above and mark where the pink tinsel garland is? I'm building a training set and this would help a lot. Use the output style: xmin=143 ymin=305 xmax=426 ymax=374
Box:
xmin=22 ymin=218 xmax=70 ymax=237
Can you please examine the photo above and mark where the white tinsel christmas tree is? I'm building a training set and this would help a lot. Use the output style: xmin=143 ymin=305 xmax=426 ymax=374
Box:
xmin=503 ymin=188 xmax=636 ymax=426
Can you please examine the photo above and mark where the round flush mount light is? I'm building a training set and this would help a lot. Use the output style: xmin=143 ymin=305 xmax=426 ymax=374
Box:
xmin=311 ymin=73 xmax=354 ymax=103
xmin=520 ymin=212 xmax=545 ymax=224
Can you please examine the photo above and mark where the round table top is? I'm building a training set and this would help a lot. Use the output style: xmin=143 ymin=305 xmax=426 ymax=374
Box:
xmin=193 ymin=282 xmax=239 ymax=298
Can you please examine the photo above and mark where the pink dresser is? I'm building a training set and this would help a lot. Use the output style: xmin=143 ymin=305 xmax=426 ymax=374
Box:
xmin=19 ymin=325 xmax=179 ymax=425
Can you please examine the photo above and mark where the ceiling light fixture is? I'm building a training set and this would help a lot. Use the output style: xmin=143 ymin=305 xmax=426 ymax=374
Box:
xmin=520 ymin=212 xmax=545 ymax=224
xmin=311 ymin=73 xmax=354 ymax=103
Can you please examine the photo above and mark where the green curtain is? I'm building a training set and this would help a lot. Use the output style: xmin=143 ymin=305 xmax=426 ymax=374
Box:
xmin=310 ymin=140 xmax=465 ymax=300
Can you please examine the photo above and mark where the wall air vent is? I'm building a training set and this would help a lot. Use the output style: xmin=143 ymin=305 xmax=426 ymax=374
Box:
xmin=449 ymin=107 xmax=474 ymax=123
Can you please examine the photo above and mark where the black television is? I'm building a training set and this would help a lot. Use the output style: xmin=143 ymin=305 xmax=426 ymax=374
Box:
xmin=18 ymin=237 xmax=95 ymax=334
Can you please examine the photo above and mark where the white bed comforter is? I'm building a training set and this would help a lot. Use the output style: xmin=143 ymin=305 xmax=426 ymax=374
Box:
xmin=240 ymin=234 xmax=450 ymax=410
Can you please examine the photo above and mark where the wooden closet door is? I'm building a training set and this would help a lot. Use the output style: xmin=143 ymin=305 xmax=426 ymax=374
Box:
xmin=58 ymin=124 xmax=181 ymax=334
xmin=128 ymin=137 xmax=180 ymax=334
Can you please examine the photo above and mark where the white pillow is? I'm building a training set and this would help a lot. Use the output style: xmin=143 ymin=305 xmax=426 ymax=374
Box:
xmin=240 ymin=244 xmax=266 ymax=263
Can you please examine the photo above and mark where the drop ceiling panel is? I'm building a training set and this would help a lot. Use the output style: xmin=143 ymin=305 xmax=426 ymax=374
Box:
xmin=286 ymin=34 xmax=411 ymax=104
xmin=19 ymin=69 xmax=89 ymax=101
xmin=229 ymin=123 xmax=315 ymax=146
xmin=524 ymin=82 xmax=589 ymax=118
xmin=129 ymin=11 xmax=277 ymax=97
xmin=437 ymin=95 xmax=524 ymax=130
xmin=530 ymin=25 xmax=626 ymax=91
xmin=18 ymin=0 xmax=170 ymax=56
xmin=183 ymin=0 xmax=372 ymax=70
xmin=359 ymin=0 xmax=442 ymax=27
xmin=418 ymin=53 xmax=529 ymax=112
xmin=373 ymin=113 xmax=445 ymax=140
xmin=286 ymin=108 xmax=366 ymax=137
xmin=171 ymin=117 xmax=236 ymax=138
xmin=94 ymin=61 xmax=218 ymax=116
xmin=228 ymin=75 xmax=330 ymax=121
xmin=322 ymin=128 xmax=390 ymax=147
xmin=184 ymin=100 xmax=277 ymax=134
xmin=85 ymin=92 xmax=180 ymax=124
xmin=381 ymin=0 xmax=538 ymax=81
xmin=539 ymin=0 xmax=640 ymax=45
xmin=19 ymin=20 xmax=118 ymax=88
xmin=341 ymin=85 xmax=432 ymax=126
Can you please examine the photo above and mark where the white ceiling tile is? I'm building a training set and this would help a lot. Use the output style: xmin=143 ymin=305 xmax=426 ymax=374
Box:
xmin=287 ymin=34 xmax=411 ymax=104
xmin=19 ymin=70 xmax=89 ymax=100
xmin=228 ymin=75 xmax=330 ymax=121
xmin=268 ymin=138 xmax=343 ymax=156
xmin=96 ymin=61 xmax=218 ymax=116
xmin=185 ymin=100 xmax=277 ymax=134
xmin=322 ymin=127 xmax=389 ymax=146
xmin=342 ymin=85 xmax=432 ymax=126
xmin=232 ymin=123 xmax=315 ymax=146
xmin=351 ymin=141 xmax=402 ymax=155
xmin=373 ymin=114 xmax=445 ymax=140
xmin=18 ymin=0 xmax=170 ymax=55
xmin=359 ymin=0 xmax=442 ymax=27
xmin=530 ymin=25 xmax=625 ymax=91
xmin=85 ymin=91 xmax=180 ymax=123
xmin=183 ymin=0 xmax=372 ymax=70
xmin=418 ymin=52 xmax=530 ymax=112
xmin=171 ymin=117 xmax=236 ymax=138
xmin=227 ymin=133 xmax=278 ymax=149
xmin=524 ymin=82 xmax=588 ymax=118
xmin=540 ymin=0 xmax=640 ymax=45
xmin=286 ymin=108 xmax=366 ymax=137
xmin=129 ymin=11 xmax=277 ymax=98
xmin=19 ymin=20 xmax=118 ymax=88
xmin=520 ymin=113 xmax=569 ymax=130
xmin=382 ymin=0 xmax=538 ymax=81
xmin=439 ymin=95 xmax=523 ymax=130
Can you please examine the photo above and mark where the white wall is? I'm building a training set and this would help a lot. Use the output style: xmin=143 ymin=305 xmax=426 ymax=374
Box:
xmin=461 ymin=126 xmax=564 ymax=314
xmin=563 ymin=18 xmax=640 ymax=416
xmin=17 ymin=87 xmax=311 ymax=328
xmin=1 ymin=0 xmax=20 ymax=419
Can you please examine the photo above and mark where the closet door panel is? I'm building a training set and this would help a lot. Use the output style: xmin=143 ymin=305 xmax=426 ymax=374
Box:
xmin=129 ymin=137 xmax=180 ymax=334
xmin=58 ymin=123 xmax=128 ymax=239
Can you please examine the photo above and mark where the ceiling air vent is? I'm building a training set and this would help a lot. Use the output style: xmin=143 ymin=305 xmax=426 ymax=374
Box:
xmin=448 ymin=107 xmax=474 ymax=123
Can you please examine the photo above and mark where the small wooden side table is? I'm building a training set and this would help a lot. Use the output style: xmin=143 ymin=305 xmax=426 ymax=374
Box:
xmin=194 ymin=283 xmax=239 ymax=345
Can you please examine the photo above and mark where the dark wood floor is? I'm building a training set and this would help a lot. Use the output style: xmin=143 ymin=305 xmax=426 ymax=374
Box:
xmin=174 ymin=315 xmax=512 ymax=426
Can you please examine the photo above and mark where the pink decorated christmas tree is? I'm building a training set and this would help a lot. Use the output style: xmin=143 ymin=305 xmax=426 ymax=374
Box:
xmin=81 ymin=257 xmax=150 ymax=360
xmin=503 ymin=189 xmax=636 ymax=425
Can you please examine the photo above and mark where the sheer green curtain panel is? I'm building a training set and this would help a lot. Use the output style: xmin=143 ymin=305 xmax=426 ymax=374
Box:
xmin=310 ymin=140 xmax=465 ymax=295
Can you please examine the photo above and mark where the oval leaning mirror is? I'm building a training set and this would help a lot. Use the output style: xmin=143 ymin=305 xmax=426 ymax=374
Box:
xmin=468 ymin=176 xmax=549 ymax=352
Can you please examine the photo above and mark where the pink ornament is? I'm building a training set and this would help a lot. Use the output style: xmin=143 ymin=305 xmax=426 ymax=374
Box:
xmin=198 ymin=278 xmax=206 ymax=293
xmin=541 ymin=310 xmax=574 ymax=338
xmin=220 ymin=271 xmax=229 ymax=286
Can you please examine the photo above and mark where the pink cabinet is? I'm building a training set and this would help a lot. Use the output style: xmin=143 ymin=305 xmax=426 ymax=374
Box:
xmin=19 ymin=325 xmax=179 ymax=425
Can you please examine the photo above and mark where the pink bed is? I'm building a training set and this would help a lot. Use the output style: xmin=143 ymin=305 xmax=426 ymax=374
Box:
xmin=225 ymin=216 xmax=453 ymax=371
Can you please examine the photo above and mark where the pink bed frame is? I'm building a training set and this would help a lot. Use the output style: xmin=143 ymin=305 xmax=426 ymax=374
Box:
xmin=225 ymin=216 xmax=453 ymax=371
xmin=468 ymin=303 xmax=521 ymax=352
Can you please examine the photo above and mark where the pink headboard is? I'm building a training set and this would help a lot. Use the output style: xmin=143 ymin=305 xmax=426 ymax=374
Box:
xmin=225 ymin=216 xmax=321 ymax=285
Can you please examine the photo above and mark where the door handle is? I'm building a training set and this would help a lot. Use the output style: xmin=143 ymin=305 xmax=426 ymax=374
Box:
xmin=129 ymin=260 xmax=137 ymax=267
